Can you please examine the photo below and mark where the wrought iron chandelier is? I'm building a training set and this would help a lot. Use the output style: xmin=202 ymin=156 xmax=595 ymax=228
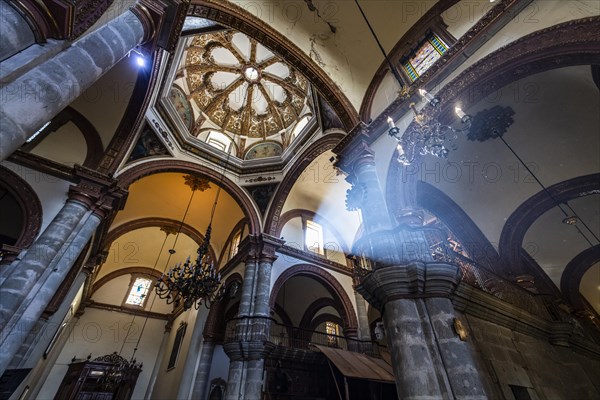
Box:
xmin=387 ymin=90 xmax=472 ymax=165
xmin=154 ymin=175 xmax=226 ymax=310
xmin=95 ymin=352 xmax=142 ymax=391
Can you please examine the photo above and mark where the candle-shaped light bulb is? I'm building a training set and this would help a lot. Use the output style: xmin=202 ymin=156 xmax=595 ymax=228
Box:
xmin=455 ymin=107 xmax=466 ymax=119
xmin=419 ymin=89 xmax=434 ymax=103
xmin=387 ymin=116 xmax=396 ymax=129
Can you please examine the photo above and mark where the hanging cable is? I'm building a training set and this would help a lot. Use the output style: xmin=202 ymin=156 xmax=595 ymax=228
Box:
xmin=498 ymin=135 xmax=598 ymax=246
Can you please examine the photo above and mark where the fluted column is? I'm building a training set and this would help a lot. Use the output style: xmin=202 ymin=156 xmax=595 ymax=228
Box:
xmin=0 ymin=167 xmax=126 ymax=374
xmin=0 ymin=3 xmax=154 ymax=160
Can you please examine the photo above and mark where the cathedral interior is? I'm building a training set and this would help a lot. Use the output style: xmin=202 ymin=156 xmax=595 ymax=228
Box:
xmin=0 ymin=0 xmax=599 ymax=399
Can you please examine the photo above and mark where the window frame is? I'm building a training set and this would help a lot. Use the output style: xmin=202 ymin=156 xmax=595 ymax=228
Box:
xmin=400 ymin=31 xmax=450 ymax=84
xmin=122 ymin=274 xmax=154 ymax=309
xmin=304 ymin=219 xmax=324 ymax=256
xmin=167 ymin=322 xmax=187 ymax=371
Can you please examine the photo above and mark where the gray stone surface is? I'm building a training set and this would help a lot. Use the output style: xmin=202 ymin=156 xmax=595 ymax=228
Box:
xmin=191 ymin=340 xmax=216 ymax=399
xmin=0 ymin=10 xmax=145 ymax=161
xmin=0 ymin=0 xmax=35 ymax=62
xmin=0 ymin=203 xmax=100 ymax=374
xmin=466 ymin=314 xmax=600 ymax=400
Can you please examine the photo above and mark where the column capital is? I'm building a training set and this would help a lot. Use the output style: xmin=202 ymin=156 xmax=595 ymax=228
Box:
xmin=357 ymin=262 xmax=462 ymax=311
xmin=132 ymin=0 xmax=190 ymax=52
xmin=333 ymin=123 xmax=374 ymax=176
xmin=68 ymin=165 xmax=128 ymax=219
xmin=238 ymin=234 xmax=285 ymax=264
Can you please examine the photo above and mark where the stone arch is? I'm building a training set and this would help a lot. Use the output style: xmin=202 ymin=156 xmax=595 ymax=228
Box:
xmin=91 ymin=266 xmax=162 ymax=293
xmin=116 ymin=159 xmax=262 ymax=234
xmin=499 ymin=173 xmax=600 ymax=275
xmin=270 ymin=264 xmax=358 ymax=333
xmin=560 ymin=245 xmax=600 ymax=311
xmin=299 ymin=298 xmax=342 ymax=330
xmin=264 ymin=133 xmax=344 ymax=236
xmin=276 ymin=209 xmax=350 ymax=254
xmin=0 ymin=165 xmax=43 ymax=252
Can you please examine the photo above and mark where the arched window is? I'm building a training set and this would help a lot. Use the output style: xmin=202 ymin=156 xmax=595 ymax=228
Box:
xmin=229 ymin=230 xmax=241 ymax=260
xmin=123 ymin=276 xmax=153 ymax=307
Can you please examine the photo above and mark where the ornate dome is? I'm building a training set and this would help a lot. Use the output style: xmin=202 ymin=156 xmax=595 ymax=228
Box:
xmin=183 ymin=31 xmax=309 ymax=139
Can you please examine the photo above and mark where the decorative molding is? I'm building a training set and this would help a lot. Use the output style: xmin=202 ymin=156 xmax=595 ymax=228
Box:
xmin=265 ymin=133 xmax=344 ymax=235
xmin=278 ymin=245 xmax=351 ymax=277
xmin=187 ymin=1 xmax=358 ymax=131
xmin=8 ymin=150 xmax=75 ymax=182
xmin=91 ymin=266 xmax=164 ymax=296
xmin=269 ymin=264 xmax=358 ymax=330
xmin=69 ymin=165 xmax=128 ymax=219
xmin=115 ymin=159 xmax=261 ymax=234
xmin=359 ymin=0 xmax=460 ymax=121
xmin=0 ymin=165 xmax=43 ymax=250
xmin=299 ymin=298 xmax=341 ymax=331
xmin=87 ymin=300 xmax=170 ymax=320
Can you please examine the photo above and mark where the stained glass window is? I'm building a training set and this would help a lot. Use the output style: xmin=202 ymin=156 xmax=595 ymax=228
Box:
xmin=125 ymin=277 xmax=152 ymax=306
xmin=326 ymin=322 xmax=339 ymax=346
xmin=403 ymin=34 xmax=449 ymax=82
xmin=229 ymin=231 xmax=241 ymax=260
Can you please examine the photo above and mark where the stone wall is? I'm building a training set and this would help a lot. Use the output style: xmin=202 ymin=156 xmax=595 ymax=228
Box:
xmin=465 ymin=314 xmax=600 ymax=400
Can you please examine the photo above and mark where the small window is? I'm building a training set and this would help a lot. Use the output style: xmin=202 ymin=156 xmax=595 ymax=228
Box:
xmin=229 ymin=231 xmax=241 ymax=260
xmin=326 ymin=322 xmax=339 ymax=346
xmin=305 ymin=220 xmax=324 ymax=255
xmin=402 ymin=33 xmax=448 ymax=82
xmin=167 ymin=323 xmax=187 ymax=370
xmin=206 ymin=131 xmax=232 ymax=153
xmin=124 ymin=277 xmax=152 ymax=307
xmin=292 ymin=115 xmax=311 ymax=138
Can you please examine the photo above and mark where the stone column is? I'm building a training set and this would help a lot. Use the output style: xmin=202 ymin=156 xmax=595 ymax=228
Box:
xmin=0 ymin=0 xmax=35 ymax=62
xmin=144 ymin=323 xmax=172 ymax=400
xmin=336 ymin=133 xmax=488 ymax=400
xmin=191 ymin=339 xmax=216 ymax=399
xmin=176 ymin=308 xmax=209 ymax=400
xmin=224 ymin=235 xmax=283 ymax=400
xmin=0 ymin=3 xmax=154 ymax=160
xmin=0 ymin=167 xmax=126 ymax=374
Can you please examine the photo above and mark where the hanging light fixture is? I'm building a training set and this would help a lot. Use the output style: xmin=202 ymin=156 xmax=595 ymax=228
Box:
xmin=352 ymin=0 xmax=472 ymax=165
xmin=154 ymin=174 xmax=227 ymax=310
xmin=387 ymin=93 xmax=472 ymax=165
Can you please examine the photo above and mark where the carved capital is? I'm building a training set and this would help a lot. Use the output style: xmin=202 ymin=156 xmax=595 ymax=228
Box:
xmin=133 ymin=0 xmax=190 ymax=51
xmin=357 ymin=262 xmax=462 ymax=311
xmin=69 ymin=165 xmax=128 ymax=219
xmin=333 ymin=123 xmax=373 ymax=175
xmin=239 ymin=234 xmax=285 ymax=263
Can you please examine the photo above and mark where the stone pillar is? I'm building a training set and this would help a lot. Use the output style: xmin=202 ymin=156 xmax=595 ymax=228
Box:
xmin=176 ymin=308 xmax=209 ymax=400
xmin=144 ymin=323 xmax=172 ymax=400
xmin=0 ymin=0 xmax=35 ymax=62
xmin=223 ymin=234 xmax=283 ymax=400
xmin=336 ymin=133 xmax=488 ymax=400
xmin=191 ymin=339 xmax=216 ymax=399
xmin=0 ymin=3 xmax=154 ymax=160
xmin=0 ymin=167 xmax=126 ymax=374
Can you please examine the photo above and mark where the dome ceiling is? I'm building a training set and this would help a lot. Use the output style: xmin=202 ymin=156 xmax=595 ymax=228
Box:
xmin=178 ymin=30 xmax=310 ymax=141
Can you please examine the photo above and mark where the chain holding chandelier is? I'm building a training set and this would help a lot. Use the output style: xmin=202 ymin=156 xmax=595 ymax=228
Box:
xmin=387 ymin=89 xmax=472 ymax=165
xmin=154 ymin=174 xmax=227 ymax=310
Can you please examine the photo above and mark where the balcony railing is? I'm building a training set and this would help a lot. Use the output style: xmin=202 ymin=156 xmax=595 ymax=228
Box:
xmin=224 ymin=316 xmax=385 ymax=357
xmin=350 ymin=226 xmax=551 ymax=319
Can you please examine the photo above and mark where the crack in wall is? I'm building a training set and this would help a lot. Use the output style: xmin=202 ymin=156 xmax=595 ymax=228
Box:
xmin=304 ymin=0 xmax=337 ymax=33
